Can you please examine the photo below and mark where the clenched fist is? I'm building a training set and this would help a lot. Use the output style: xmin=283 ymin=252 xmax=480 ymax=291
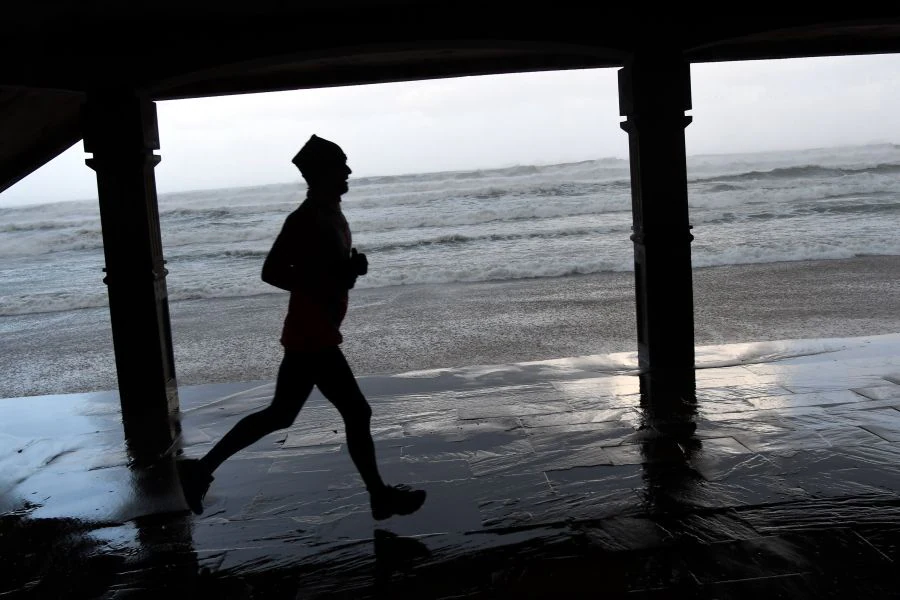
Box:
xmin=350 ymin=248 xmax=368 ymax=276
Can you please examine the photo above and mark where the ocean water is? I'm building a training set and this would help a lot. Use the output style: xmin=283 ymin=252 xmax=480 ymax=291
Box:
xmin=1 ymin=144 xmax=899 ymax=318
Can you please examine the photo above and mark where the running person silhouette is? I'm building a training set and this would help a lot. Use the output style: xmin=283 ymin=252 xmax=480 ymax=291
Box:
xmin=177 ymin=135 xmax=426 ymax=520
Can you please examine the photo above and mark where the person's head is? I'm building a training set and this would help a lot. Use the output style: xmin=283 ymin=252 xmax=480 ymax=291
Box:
xmin=292 ymin=134 xmax=352 ymax=197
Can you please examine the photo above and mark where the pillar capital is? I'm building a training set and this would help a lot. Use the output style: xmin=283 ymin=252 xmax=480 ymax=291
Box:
xmin=83 ymin=90 xmax=160 ymax=155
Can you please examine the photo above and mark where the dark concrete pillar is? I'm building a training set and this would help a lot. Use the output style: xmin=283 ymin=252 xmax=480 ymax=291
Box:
xmin=83 ymin=90 xmax=179 ymax=465
xmin=618 ymin=52 xmax=695 ymax=377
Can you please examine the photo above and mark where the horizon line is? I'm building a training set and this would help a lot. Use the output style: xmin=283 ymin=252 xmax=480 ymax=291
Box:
xmin=1 ymin=140 xmax=897 ymax=208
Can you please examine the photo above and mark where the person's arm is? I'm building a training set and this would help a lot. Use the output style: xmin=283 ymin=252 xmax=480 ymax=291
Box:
xmin=260 ymin=225 xmax=299 ymax=292
xmin=261 ymin=216 xmax=356 ymax=292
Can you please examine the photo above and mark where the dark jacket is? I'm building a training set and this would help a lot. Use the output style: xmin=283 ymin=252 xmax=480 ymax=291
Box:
xmin=262 ymin=198 xmax=353 ymax=350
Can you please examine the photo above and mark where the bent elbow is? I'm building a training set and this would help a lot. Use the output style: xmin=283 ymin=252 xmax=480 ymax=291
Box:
xmin=261 ymin=263 xmax=282 ymax=288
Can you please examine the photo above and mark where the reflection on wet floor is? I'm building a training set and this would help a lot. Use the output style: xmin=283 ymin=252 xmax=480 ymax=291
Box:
xmin=2 ymin=335 xmax=900 ymax=598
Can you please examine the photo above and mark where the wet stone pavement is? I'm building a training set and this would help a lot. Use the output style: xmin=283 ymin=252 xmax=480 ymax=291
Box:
xmin=2 ymin=335 xmax=900 ymax=599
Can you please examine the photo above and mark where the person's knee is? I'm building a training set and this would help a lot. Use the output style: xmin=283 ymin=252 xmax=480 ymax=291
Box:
xmin=262 ymin=406 xmax=296 ymax=431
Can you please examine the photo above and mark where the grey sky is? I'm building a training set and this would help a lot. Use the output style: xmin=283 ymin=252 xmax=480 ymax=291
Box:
xmin=3 ymin=53 xmax=899 ymax=206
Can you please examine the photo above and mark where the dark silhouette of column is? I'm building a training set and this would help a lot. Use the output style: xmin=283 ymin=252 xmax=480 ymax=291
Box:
xmin=618 ymin=51 xmax=696 ymax=378
xmin=83 ymin=90 xmax=179 ymax=465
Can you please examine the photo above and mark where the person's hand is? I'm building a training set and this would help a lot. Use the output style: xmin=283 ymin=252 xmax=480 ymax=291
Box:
xmin=350 ymin=248 xmax=368 ymax=276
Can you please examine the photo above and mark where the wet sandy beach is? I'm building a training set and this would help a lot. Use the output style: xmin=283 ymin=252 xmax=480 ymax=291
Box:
xmin=1 ymin=256 xmax=899 ymax=398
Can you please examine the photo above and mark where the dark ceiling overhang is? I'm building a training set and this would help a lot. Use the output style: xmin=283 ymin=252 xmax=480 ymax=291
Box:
xmin=2 ymin=7 xmax=899 ymax=193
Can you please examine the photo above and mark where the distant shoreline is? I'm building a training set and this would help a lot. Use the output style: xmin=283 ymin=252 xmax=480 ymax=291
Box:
xmin=4 ymin=141 xmax=897 ymax=207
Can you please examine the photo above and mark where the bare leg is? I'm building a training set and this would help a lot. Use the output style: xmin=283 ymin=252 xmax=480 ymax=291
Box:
xmin=312 ymin=349 xmax=425 ymax=519
xmin=313 ymin=346 xmax=386 ymax=493
xmin=181 ymin=347 xmax=423 ymax=519
xmin=200 ymin=353 xmax=314 ymax=474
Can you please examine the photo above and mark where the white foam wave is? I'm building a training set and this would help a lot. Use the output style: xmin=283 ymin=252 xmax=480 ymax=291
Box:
xmin=360 ymin=257 xmax=635 ymax=288
xmin=0 ymin=290 xmax=111 ymax=316
xmin=2 ymin=144 xmax=899 ymax=316
xmin=349 ymin=200 xmax=630 ymax=233
xmin=691 ymin=243 xmax=900 ymax=269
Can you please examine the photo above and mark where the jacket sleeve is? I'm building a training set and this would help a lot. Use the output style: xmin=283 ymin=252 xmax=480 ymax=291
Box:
xmin=261 ymin=214 xmax=352 ymax=293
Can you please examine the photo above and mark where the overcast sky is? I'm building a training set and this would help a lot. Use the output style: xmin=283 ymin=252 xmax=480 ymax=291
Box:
xmin=3 ymin=53 xmax=899 ymax=206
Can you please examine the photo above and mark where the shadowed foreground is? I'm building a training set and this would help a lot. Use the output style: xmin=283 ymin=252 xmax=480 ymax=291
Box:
xmin=2 ymin=334 xmax=899 ymax=598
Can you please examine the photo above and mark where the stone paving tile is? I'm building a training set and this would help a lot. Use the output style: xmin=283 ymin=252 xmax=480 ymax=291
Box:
xmin=696 ymin=383 xmax=794 ymax=402
xmin=605 ymin=439 xmax=686 ymax=466
xmin=471 ymin=473 xmax=558 ymax=528
xmin=520 ymin=407 xmax=639 ymax=428
xmin=690 ymin=436 xmax=754 ymax=456
xmin=748 ymin=389 xmax=867 ymax=410
xmin=824 ymin=405 xmax=900 ymax=426
xmin=734 ymin=429 xmax=832 ymax=453
xmin=692 ymin=365 xmax=762 ymax=387
xmin=401 ymin=416 xmax=521 ymax=439
xmin=551 ymin=375 xmax=642 ymax=398
xmin=816 ymin=425 xmax=889 ymax=448
xmin=821 ymin=406 xmax=900 ymax=442
xmin=782 ymin=376 xmax=890 ymax=394
xmin=465 ymin=439 xmax=537 ymax=476
xmin=754 ymin=405 xmax=847 ymax=430
xmin=860 ymin=424 xmax=900 ymax=442
xmin=688 ymin=451 xmax=782 ymax=482
xmin=826 ymin=398 xmax=900 ymax=412
xmin=564 ymin=393 xmax=644 ymax=411
xmin=544 ymin=463 xmax=644 ymax=487
xmin=691 ymin=398 xmax=759 ymax=417
xmin=454 ymin=383 xmax=565 ymax=400
xmin=851 ymin=384 xmax=900 ymax=401
xmin=399 ymin=429 xmax=527 ymax=462
xmin=469 ymin=441 xmax=616 ymax=477
xmin=283 ymin=428 xmax=351 ymax=448
xmin=692 ymin=415 xmax=793 ymax=440
xmin=457 ymin=401 xmax=571 ymax=420
xmin=522 ymin=422 xmax=640 ymax=452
